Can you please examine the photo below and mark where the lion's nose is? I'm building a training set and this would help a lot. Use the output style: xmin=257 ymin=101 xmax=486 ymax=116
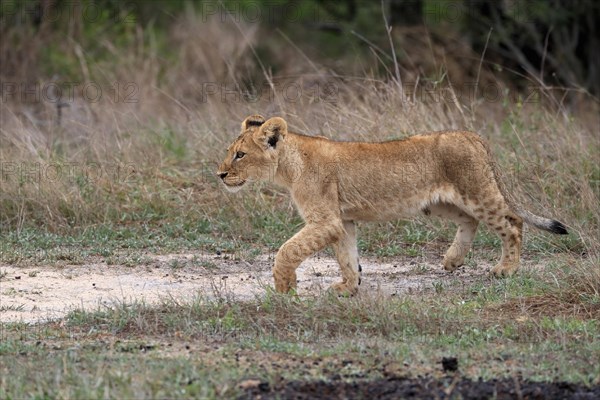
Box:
xmin=218 ymin=172 xmax=228 ymax=180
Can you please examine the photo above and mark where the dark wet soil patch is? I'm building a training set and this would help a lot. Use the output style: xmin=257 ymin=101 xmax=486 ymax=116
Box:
xmin=240 ymin=375 xmax=600 ymax=399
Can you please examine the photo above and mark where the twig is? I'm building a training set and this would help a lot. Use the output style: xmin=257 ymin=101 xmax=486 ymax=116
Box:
xmin=276 ymin=28 xmax=321 ymax=74
xmin=72 ymin=42 xmax=91 ymax=85
xmin=381 ymin=0 xmax=404 ymax=99
xmin=350 ymin=30 xmax=394 ymax=63
xmin=152 ymin=85 xmax=193 ymax=115
xmin=540 ymin=27 xmax=553 ymax=85
xmin=474 ymin=28 xmax=493 ymax=107
xmin=368 ymin=47 xmax=394 ymax=79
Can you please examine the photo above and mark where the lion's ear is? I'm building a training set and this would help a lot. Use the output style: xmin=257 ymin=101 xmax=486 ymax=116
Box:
xmin=241 ymin=114 xmax=266 ymax=131
xmin=254 ymin=117 xmax=287 ymax=149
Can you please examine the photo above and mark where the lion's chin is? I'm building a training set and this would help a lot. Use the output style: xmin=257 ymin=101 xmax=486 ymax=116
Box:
xmin=223 ymin=180 xmax=246 ymax=193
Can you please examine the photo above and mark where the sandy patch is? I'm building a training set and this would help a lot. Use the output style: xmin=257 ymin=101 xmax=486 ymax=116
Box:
xmin=0 ymin=252 xmax=491 ymax=323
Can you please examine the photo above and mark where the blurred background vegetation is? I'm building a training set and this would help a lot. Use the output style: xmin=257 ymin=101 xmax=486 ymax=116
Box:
xmin=2 ymin=0 xmax=599 ymax=97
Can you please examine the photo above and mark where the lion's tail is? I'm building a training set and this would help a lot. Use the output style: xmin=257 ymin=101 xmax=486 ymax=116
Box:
xmin=515 ymin=209 xmax=568 ymax=234
xmin=480 ymin=136 xmax=569 ymax=235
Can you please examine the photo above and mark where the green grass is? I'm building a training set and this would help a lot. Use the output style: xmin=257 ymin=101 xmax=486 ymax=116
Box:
xmin=1 ymin=262 xmax=598 ymax=398
xmin=0 ymin=224 xmax=243 ymax=266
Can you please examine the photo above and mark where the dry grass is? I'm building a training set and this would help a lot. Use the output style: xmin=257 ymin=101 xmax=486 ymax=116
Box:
xmin=1 ymin=10 xmax=598 ymax=230
xmin=489 ymin=257 xmax=600 ymax=320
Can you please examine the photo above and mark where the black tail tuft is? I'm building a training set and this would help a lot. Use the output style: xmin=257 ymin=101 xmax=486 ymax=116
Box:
xmin=550 ymin=220 xmax=568 ymax=235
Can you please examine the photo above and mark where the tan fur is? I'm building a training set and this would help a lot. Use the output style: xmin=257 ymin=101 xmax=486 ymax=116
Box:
xmin=217 ymin=115 xmax=568 ymax=295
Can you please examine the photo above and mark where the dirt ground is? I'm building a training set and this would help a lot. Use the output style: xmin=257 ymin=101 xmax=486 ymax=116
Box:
xmin=0 ymin=252 xmax=491 ymax=323
xmin=3 ymin=253 xmax=599 ymax=397
xmin=239 ymin=375 xmax=600 ymax=399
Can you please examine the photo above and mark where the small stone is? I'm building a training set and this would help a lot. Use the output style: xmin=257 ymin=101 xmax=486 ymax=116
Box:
xmin=441 ymin=357 xmax=458 ymax=372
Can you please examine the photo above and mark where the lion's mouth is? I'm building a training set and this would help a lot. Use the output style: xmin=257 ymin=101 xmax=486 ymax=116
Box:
xmin=226 ymin=180 xmax=246 ymax=187
xmin=223 ymin=179 xmax=246 ymax=192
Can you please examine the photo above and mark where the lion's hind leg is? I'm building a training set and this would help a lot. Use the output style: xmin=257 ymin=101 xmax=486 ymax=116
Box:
xmin=489 ymin=212 xmax=523 ymax=277
xmin=426 ymin=203 xmax=479 ymax=272
xmin=461 ymin=197 xmax=523 ymax=277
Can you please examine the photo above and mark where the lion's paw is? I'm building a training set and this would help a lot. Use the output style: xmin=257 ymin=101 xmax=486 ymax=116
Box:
xmin=490 ymin=263 xmax=519 ymax=277
xmin=273 ymin=272 xmax=297 ymax=294
xmin=329 ymin=282 xmax=359 ymax=297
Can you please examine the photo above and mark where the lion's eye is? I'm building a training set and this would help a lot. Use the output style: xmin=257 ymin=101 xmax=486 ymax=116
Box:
xmin=235 ymin=151 xmax=246 ymax=160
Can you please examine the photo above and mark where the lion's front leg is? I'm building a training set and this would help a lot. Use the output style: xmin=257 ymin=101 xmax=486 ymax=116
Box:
xmin=273 ymin=222 xmax=344 ymax=293
xmin=273 ymin=263 xmax=297 ymax=293
xmin=331 ymin=220 xmax=360 ymax=296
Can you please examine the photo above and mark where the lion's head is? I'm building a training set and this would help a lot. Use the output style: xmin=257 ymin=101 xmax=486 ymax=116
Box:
xmin=217 ymin=115 xmax=288 ymax=192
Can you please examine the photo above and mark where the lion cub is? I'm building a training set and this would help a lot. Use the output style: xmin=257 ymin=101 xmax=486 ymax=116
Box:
xmin=217 ymin=115 xmax=568 ymax=295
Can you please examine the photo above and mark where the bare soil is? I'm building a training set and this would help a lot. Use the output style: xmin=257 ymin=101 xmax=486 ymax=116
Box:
xmin=239 ymin=375 xmax=600 ymax=399
xmin=0 ymin=252 xmax=492 ymax=323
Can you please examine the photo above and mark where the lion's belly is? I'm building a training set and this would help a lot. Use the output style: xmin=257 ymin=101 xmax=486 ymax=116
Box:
xmin=340 ymin=196 xmax=426 ymax=221
xmin=338 ymin=185 xmax=459 ymax=222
